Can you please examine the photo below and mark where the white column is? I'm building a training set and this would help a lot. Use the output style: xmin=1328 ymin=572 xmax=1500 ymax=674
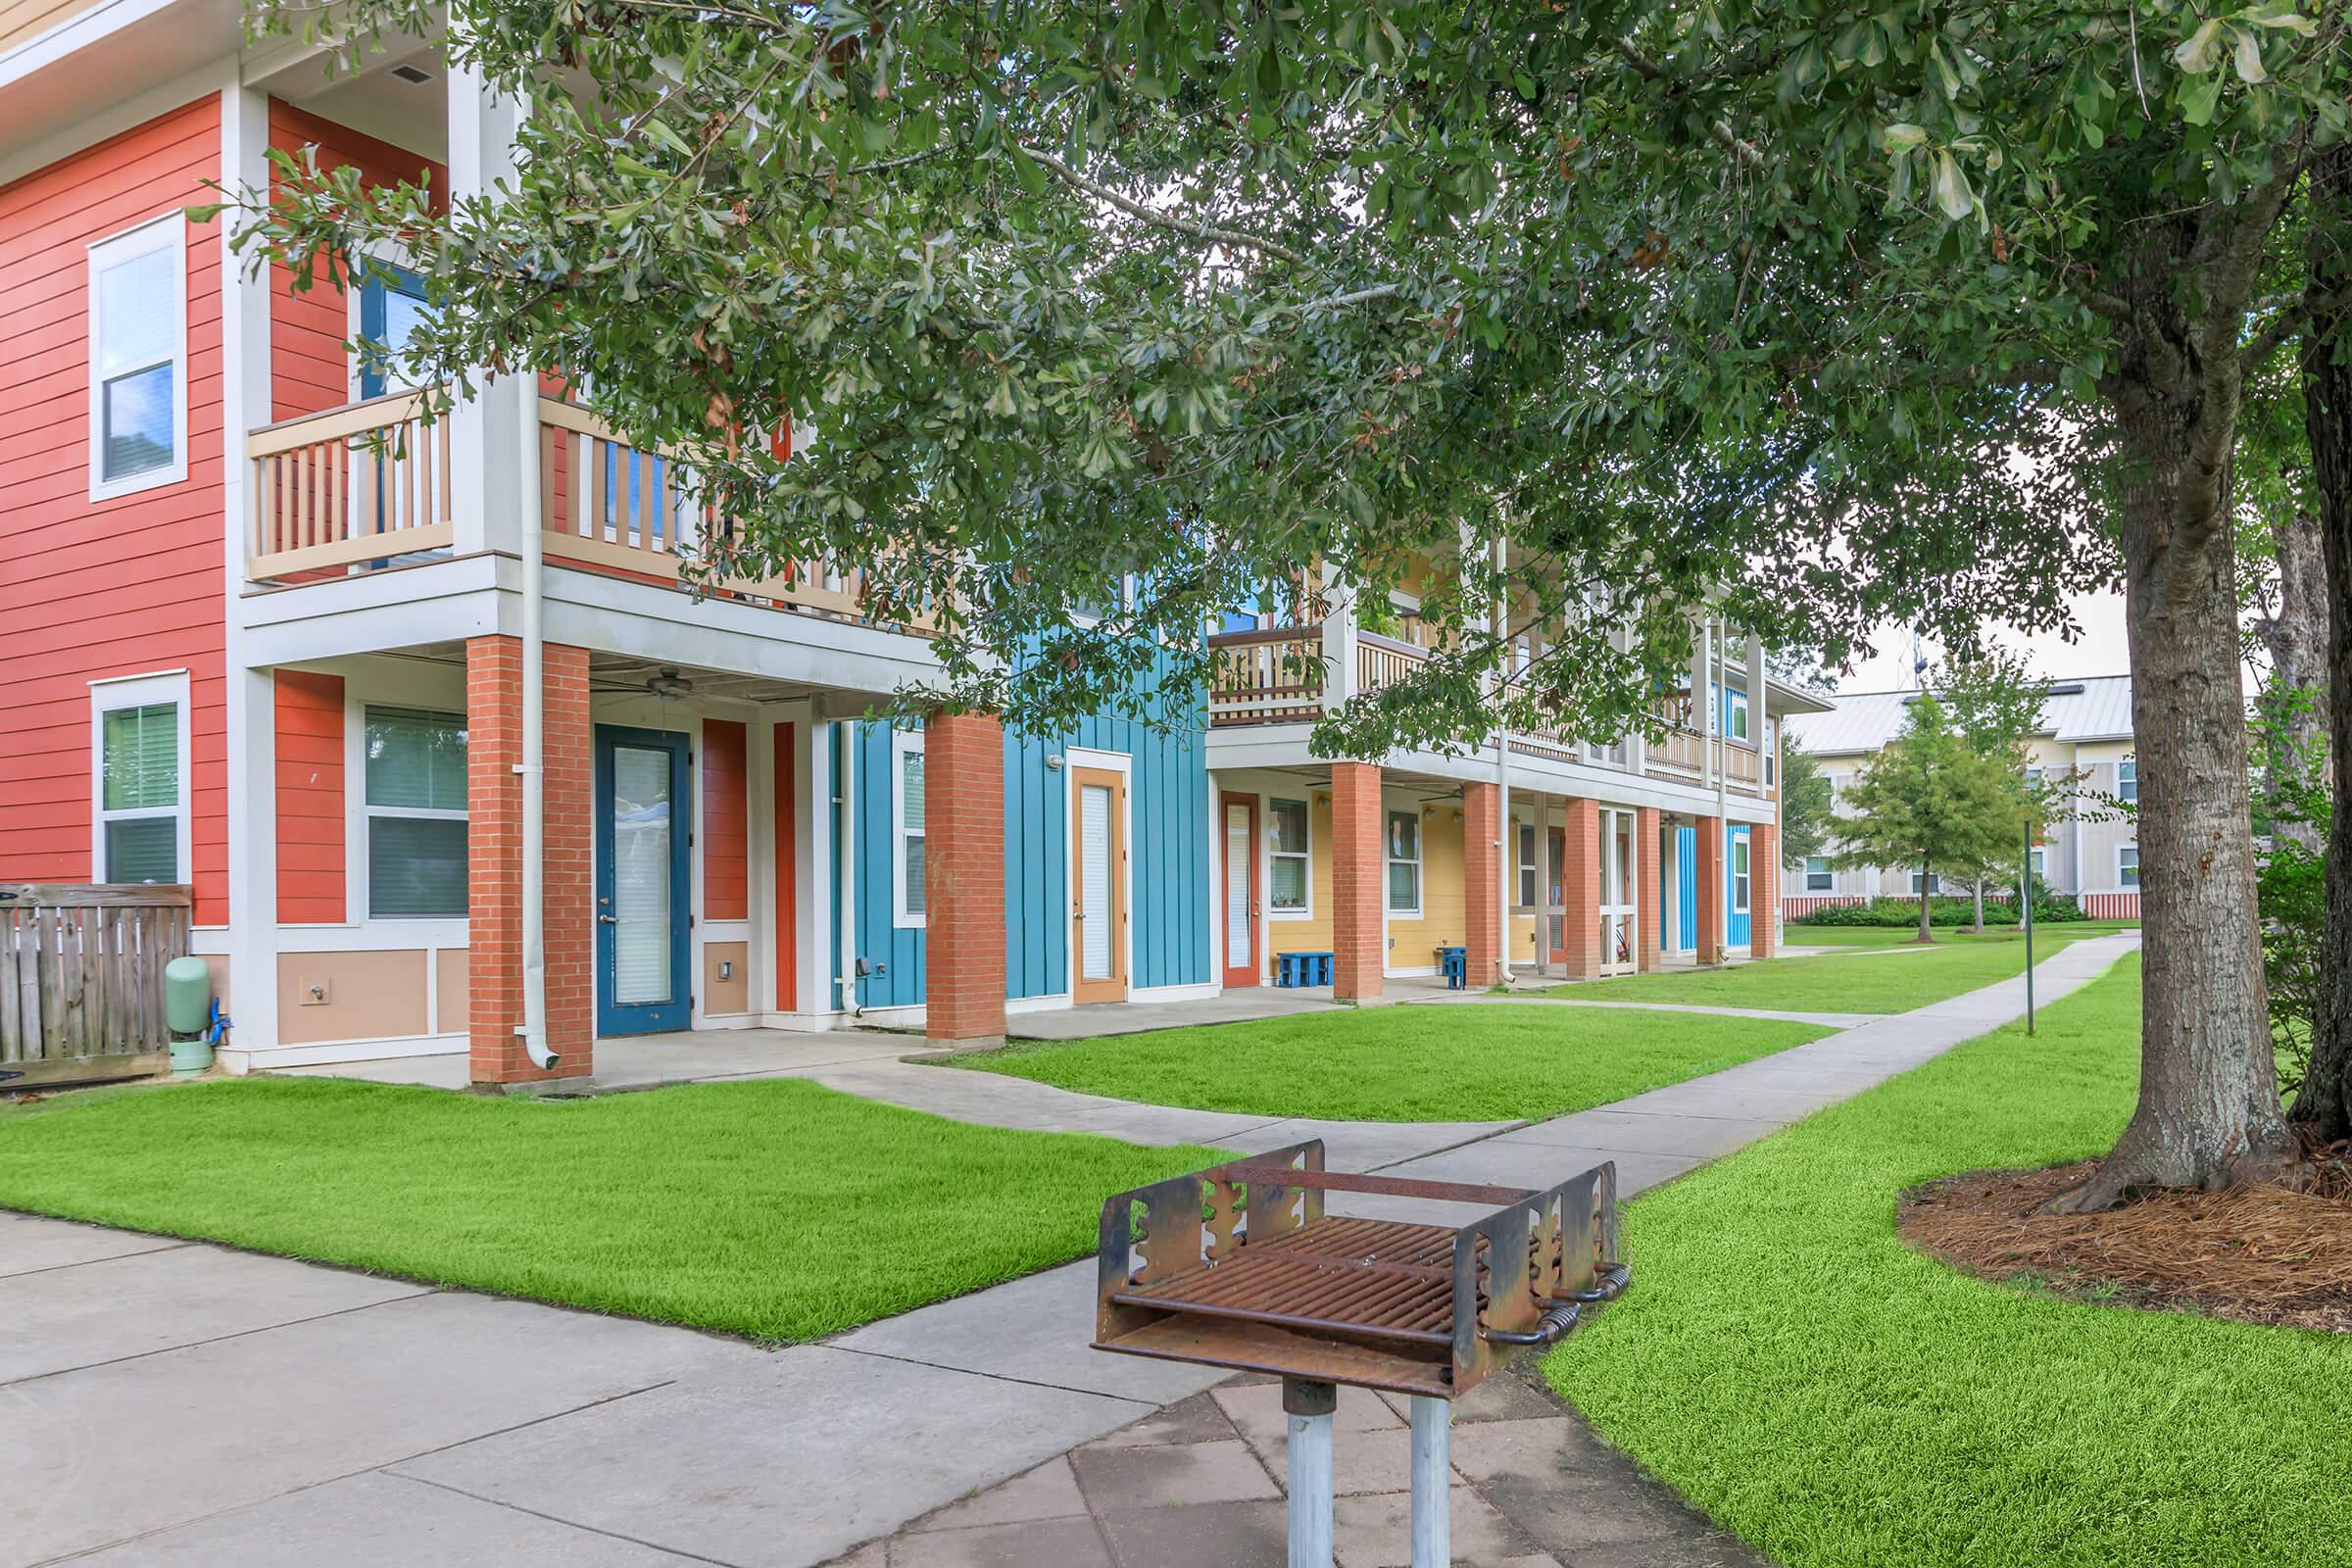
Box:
xmin=1318 ymin=562 xmax=1356 ymax=707
xmin=1409 ymin=1396 xmax=1451 ymax=1568
xmin=219 ymin=81 xmax=278 ymax=1064
xmin=443 ymin=63 xmax=531 ymax=558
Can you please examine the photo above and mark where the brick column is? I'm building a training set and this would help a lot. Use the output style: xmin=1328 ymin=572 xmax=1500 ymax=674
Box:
xmin=1463 ymin=781 xmax=1501 ymax=988
xmin=1750 ymin=821 xmax=1779 ymax=958
xmin=1694 ymin=814 xmax=1726 ymax=964
xmin=1331 ymin=762 xmax=1384 ymax=1002
xmin=1636 ymin=807 xmax=1663 ymax=972
xmin=468 ymin=636 xmax=594 ymax=1087
xmin=1558 ymin=797 xmax=1600 ymax=981
xmin=924 ymin=711 xmax=1006 ymax=1046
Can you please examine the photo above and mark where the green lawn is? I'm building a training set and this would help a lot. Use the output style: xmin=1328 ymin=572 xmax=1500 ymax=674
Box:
xmin=1545 ymin=956 xmax=2352 ymax=1568
xmin=953 ymin=1004 xmax=1830 ymax=1123
xmin=0 ymin=1076 xmax=1220 ymax=1343
xmin=1559 ymin=925 xmax=2113 ymax=1013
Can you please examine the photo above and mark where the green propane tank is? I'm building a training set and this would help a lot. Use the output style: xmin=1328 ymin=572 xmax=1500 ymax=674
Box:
xmin=163 ymin=956 xmax=215 ymax=1076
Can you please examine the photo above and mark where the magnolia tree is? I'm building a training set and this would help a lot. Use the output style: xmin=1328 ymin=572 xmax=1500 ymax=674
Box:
xmin=227 ymin=2 xmax=2352 ymax=1201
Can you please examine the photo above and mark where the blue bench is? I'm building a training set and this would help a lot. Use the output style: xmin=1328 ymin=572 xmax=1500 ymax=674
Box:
xmin=1275 ymin=951 xmax=1335 ymax=988
xmin=1436 ymin=945 xmax=1467 ymax=989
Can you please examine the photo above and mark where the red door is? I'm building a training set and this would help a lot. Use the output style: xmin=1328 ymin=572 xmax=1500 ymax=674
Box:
xmin=1220 ymin=793 xmax=1260 ymax=988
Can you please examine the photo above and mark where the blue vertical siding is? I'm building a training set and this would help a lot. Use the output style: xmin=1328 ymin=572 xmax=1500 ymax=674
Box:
xmin=836 ymin=646 xmax=1211 ymax=1008
xmin=1674 ymin=825 xmax=1696 ymax=953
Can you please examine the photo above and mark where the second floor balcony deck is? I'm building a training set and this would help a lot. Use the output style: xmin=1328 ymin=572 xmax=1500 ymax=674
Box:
xmin=1208 ymin=624 xmax=1768 ymax=797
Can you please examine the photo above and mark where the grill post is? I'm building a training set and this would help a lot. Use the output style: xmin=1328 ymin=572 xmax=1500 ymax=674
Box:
xmin=1284 ymin=1377 xmax=1336 ymax=1568
xmin=1409 ymin=1395 xmax=1449 ymax=1567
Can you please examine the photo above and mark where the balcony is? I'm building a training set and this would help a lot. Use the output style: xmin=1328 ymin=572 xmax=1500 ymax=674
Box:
xmin=1207 ymin=626 xmax=1766 ymax=795
xmin=244 ymin=391 xmax=912 ymax=631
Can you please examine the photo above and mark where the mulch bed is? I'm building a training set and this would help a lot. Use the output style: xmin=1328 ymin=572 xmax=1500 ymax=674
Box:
xmin=1900 ymin=1155 xmax=2352 ymax=1334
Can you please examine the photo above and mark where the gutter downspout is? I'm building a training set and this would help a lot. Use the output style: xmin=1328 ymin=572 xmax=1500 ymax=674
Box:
xmin=515 ymin=368 xmax=554 ymax=1071
xmin=1494 ymin=540 xmax=1513 ymax=989
xmin=834 ymin=721 xmax=860 ymax=1018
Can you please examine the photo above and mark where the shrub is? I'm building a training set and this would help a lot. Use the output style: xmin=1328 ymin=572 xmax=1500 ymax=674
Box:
xmin=1794 ymin=886 xmax=2082 ymax=928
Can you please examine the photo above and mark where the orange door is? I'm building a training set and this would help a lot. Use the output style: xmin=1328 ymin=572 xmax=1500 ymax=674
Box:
xmin=1072 ymin=766 xmax=1129 ymax=1003
xmin=1219 ymin=792 xmax=1259 ymax=988
xmin=1546 ymin=825 xmax=1567 ymax=965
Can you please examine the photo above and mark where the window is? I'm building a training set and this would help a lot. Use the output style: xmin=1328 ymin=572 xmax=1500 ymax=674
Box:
xmin=1517 ymin=821 xmax=1539 ymax=908
xmin=92 ymin=676 xmax=187 ymax=884
xmin=892 ymin=730 xmax=925 ymax=925
xmin=2119 ymin=845 xmax=2138 ymax=888
xmin=2030 ymin=847 xmax=2047 ymax=878
xmin=1386 ymin=808 xmax=1421 ymax=915
xmin=1804 ymin=857 xmax=1833 ymax=893
xmin=1764 ymin=718 xmax=1778 ymax=784
xmin=1726 ymin=686 xmax=1750 ymax=742
xmin=1910 ymin=871 xmax=1942 ymax=895
xmin=1826 ymin=774 xmax=1844 ymax=810
xmin=357 ymin=262 xmax=431 ymax=399
xmin=2117 ymin=759 xmax=2137 ymax=805
xmin=88 ymin=215 xmax=187 ymax=499
xmin=1267 ymin=797 xmax=1309 ymax=913
xmin=365 ymin=707 xmax=468 ymax=917
xmin=1731 ymin=836 xmax=1751 ymax=913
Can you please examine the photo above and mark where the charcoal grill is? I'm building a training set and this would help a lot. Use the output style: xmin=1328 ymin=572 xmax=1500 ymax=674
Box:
xmin=1093 ymin=1140 xmax=1627 ymax=1568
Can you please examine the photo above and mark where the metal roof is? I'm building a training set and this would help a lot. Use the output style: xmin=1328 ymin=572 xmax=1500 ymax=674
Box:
xmin=1787 ymin=673 xmax=2134 ymax=757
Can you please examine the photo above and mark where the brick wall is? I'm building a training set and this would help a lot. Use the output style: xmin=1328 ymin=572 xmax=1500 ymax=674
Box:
xmin=466 ymin=636 xmax=593 ymax=1084
xmin=924 ymin=711 xmax=1005 ymax=1044
xmin=1750 ymin=822 xmax=1779 ymax=957
xmin=1636 ymin=807 xmax=1663 ymax=972
xmin=1330 ymin=762 xmax=1383 ymax=1001
xmin=1694 ymin=815 xmax=1726 ymax=963
xmin=1463 ymin=781 xmax=1500 ymax=988
xmin=1557 ymin=797 xmax=1600 ymax=981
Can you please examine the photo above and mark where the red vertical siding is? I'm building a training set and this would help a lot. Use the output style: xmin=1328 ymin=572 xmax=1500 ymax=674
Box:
xmin=0 ymin=98 xmax=228 ymax=922
xmin=266 ymin=100 xmax=443 ymax=421
xmin=701 ymin=718 xmax=748 ymax=921
xmin=274 ymin=669 xmax=345 ymax=922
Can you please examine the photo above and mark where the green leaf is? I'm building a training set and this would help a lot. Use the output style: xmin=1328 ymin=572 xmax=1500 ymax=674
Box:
xmin=1884 ymin=122 xmax=1929 ymax=153
xmin=2233 ymin=27 xmax=2270 ymax=84
xmin=2175 ymin=19 xmax=2225 ymax=74
xmin=1932 ymin=151 xmax=1974 ymax=221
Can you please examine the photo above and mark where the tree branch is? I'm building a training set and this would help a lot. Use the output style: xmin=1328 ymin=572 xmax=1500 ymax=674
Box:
xmin=1022 ymin=148 xmax=1305 ymax=265
xmin=1608 ymin=36 xmax=1768 ymax=173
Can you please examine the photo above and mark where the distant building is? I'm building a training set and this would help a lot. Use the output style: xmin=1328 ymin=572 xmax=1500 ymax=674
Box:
xmin=1780 ymin=675 xmax=2139 ymax=921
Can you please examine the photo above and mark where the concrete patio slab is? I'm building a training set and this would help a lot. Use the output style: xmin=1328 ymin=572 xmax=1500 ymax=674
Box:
xmin=71 ymin=1471 xmax=711 ymax=1567
xmin=0 ymin=1209 xmax=186 ymax=1277
xmin=391 ymin=1345 xmax=1148 ymax=1568
xmin=0 ymin=1238 xmax=429 ymax=1384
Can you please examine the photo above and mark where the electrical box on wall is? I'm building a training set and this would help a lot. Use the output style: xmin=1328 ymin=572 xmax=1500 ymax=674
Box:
xmin=299 ymin=978 xmax=330 ymax=1005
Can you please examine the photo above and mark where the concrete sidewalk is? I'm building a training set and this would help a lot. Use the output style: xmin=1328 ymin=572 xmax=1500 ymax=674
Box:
xmin=0 ymin=935 xmax=2134 ymax=1567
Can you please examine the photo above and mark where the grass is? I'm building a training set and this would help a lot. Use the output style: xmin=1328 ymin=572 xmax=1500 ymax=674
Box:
xmin=952 ymin=1004 xmax=1830 ymax=1123
xmin=1558 ymin=924 xmax=2116 ymax=1013
xmin=1544 ymin=956 xmax=2352 ymax=1568
xmin=0 ymin=1075 xmax=1221 ymax=1343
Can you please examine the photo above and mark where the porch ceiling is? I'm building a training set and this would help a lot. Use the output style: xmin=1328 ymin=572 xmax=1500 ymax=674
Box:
xmin=586 ymin=653 xmax=828 ymax=708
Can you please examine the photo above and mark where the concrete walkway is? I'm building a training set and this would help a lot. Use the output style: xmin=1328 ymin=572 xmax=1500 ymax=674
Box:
xmin=0 ymin=934 xmax=2136 ymax=1568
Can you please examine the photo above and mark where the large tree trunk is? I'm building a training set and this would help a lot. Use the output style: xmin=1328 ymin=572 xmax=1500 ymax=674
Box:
xmin=2296 ymin=144 xmax=2352 ymax=1143
xmin=2055 ymin=223 xmax=2300 ymax=1209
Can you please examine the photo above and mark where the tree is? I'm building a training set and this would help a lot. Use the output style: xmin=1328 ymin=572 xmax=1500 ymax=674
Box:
xmin=229 ymin=1 xmax=2346 ymax=1200
xmin=1933 ymin=648 xmax=2058 ymax=933
xmin=1836 ymin=698 xmax=2024 ymax=943
xmin=1777 ymin=744 xmax=1834 ymax=871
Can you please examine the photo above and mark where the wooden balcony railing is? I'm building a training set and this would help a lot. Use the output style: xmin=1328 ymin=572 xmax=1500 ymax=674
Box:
xmin=247 ymin=389 xmax=453 ymax=579
xmin=1354 ymin=631 xmax=1427 ymax=694
xmin=1209 ymin=626 xmax=1325 ymax=725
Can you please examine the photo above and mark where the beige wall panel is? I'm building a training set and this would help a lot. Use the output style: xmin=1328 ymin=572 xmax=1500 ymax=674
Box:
xmin=276 ymin=950 xmax=430 ymax=1045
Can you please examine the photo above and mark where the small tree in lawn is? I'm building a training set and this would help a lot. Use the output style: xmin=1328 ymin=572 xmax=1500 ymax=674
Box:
xmin=1934 ymin=649 xmax=2065 ymax=932
xmin=1778 ymin=744 xmax=1835 ymax=874
xmin=1838 ymin=698 xmax=2026 ymax=943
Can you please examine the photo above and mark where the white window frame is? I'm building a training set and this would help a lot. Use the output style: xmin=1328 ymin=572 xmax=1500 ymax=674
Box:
xmin=1386 ymin=808 xmax=1423 ymax=918
xmin=86 ymin=214 xmax=189 ymax=502
xmin=89 ymin=670 xmax=191 ymax=887
xmin=1517 ymin=819 xmax=1540 ymax=909
xmin=892 ymin=728 xmax=926 ymax=928
xmin=1731 ymin=835 xmax=1751 ymax=914
xmin=1265 ymin=795 xmax=1311 ymax=920
xmin=2117 ymin=758 xmax=2137 ymax=805
xmin=360 ymin=704 xmax=470 ymax=921
xmin=1804 ymin=857 xmax=1833 ymax=893
xmin=1726 ymin=686 xmax=1751 ymax=743
xmin=1910 ymin=870 xmax=1943 ymax=896
xmin=2119 ymin=844 xmax=2138 ymax=888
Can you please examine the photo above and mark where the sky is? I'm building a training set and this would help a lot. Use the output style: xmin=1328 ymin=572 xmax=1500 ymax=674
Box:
xmin=1834 ymin=587 xmax=2132 ymax=694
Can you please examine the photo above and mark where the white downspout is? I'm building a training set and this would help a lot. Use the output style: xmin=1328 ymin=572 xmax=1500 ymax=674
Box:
xmin=834 ymin=721 xmax=859 ymax=1018
xmin=515 ymin=369 xmax=553 ymax=1070
xmin=1494 ymin=540 xmax=1513 ymax=988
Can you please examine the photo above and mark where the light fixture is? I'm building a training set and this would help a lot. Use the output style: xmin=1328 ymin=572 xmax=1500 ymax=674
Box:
xmin=1046 ymin=753 xmax=1065 ymax=770
xmin=646 ymin=666 xmax=693 ymax=699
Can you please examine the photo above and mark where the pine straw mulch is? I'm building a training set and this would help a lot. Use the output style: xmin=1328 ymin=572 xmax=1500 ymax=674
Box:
xmin=1899 ymin=1150 xmax=2352 ymax=1334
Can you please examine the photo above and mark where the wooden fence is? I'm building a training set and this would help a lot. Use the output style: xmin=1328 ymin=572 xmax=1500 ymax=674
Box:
xmin=0 ymin=885 xmax=191 ymax=1088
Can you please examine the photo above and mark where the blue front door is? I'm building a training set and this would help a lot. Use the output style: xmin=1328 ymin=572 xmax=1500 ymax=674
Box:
xmin=1727 ymin=824 xmax=1753 ymax=950
xmin=596 ymin=725 xmax=693 ymax=1036
xmin=1674 ymin=826 xmax=1696 ymax=953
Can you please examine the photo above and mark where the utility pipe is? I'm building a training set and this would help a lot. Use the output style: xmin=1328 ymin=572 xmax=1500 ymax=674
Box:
xmin=1494 ymin=539 xmax=1513 ymax=988
xmin=515 ymin=357 xmax=554 ymax=1071
xmin=834 ymin=720 xmax=860 ymax=1016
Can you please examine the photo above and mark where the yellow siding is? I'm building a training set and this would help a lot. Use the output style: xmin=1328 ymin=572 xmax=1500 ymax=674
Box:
xmin=1386 ymin=803 xmax=1467 ymax=969
xmin=1266 ymin=792 xmax=1337 ymax=965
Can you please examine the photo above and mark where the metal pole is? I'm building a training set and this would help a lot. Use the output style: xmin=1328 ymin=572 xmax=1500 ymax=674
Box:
xmin=2023 ymin=815 xmax=2035 ymax=1036
xmin=1285 ymin=1379 xmax=1336 ymax=1568
xmin=1409 ymin=1396 xmax=1451 ymax=1568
